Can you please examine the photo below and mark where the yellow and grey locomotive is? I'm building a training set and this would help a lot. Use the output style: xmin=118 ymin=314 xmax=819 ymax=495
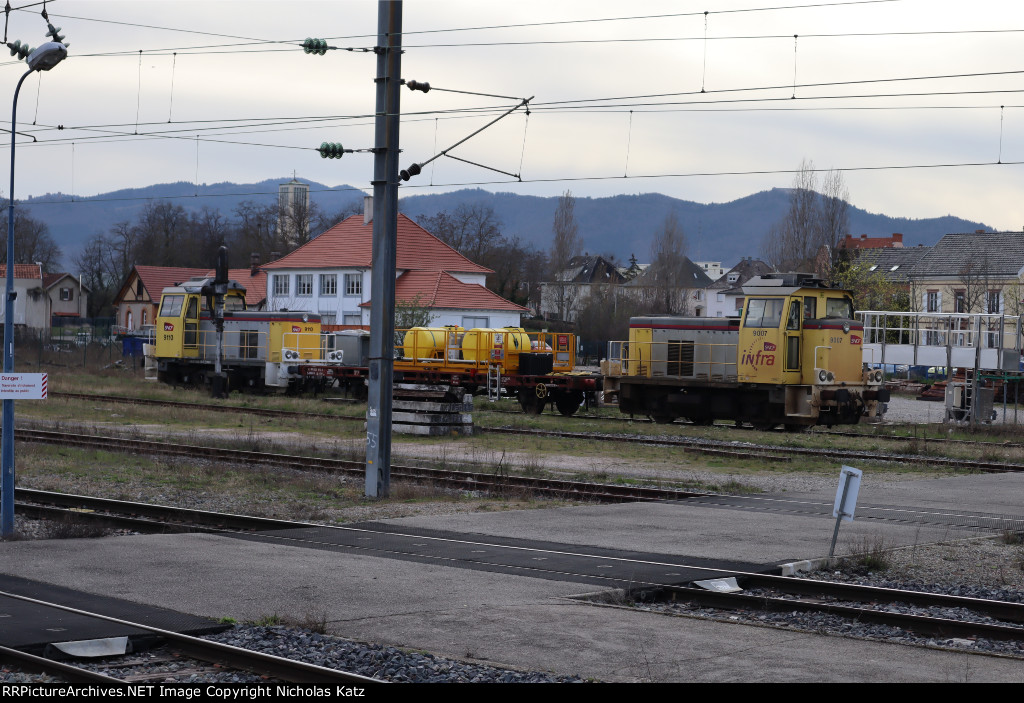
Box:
xmin=608 ymin=273 xmax=888 ymax=428
xmin=153 ymin=277 xmax=326 ymax=391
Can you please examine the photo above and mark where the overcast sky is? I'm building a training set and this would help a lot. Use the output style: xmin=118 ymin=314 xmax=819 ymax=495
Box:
xmin=3 ymin=0 xmax=1024 ymax=232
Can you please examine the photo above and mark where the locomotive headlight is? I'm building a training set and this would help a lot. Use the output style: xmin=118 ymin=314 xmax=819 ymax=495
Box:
xmin=818 ymin=369 xmax=828 ymax=383
xmin=302 ymin=313 xmax=309 ymax=323
xmin=843 ymin=323 xmax=850 ymax=334
xmin=827 ymin=371 xmax=835 ymax=383
xmin=874 ymin=370 xmax=884 ymax=383
xmin=283 ymin=348 xmax=299 ymax=361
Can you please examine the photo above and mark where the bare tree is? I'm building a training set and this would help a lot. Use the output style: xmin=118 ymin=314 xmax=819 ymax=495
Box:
xmin=646 ymin=212 xmax=689 ymax=313
xmin=311 ymin=199 xmax=362 ymax=234
xmin=548 ymin=190 xmax=583 ymax=321
xmin=957 ymin=253 xmax=993 ymax=314
xmin=819 ymin=169 xmax=850 ymax=275
xmin=420 ymin=204 xmax=502 ymax=263
xmin=0 ymin=203 xmax=62 ymax=272
xmin=761 ymin=160 xmax=849 ymax=277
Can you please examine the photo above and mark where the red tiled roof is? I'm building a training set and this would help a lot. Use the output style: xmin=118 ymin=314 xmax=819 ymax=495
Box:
xmin=132 ymin=266 xmax=209 ymax=301
xmin=5 ymin=264 xmax=41 ymax=280
xmin=360 ymin=270 xmax=527 ymax=312
xmin=265 ymin=214 xmax=492 ymax=274
xmin=42 ymin=273 xmax=66 ymax=288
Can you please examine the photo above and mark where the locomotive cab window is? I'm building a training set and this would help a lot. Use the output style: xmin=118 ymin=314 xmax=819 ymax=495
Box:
xmin=159 ymin=295 xmax=184 ymax=317
xmin=824 ymin=297 xmax=854 ymax=319
xmin=803 ymin=296 xmax=817 ymax=319
xmin=744 ymin=298 xmax=784 ymax=328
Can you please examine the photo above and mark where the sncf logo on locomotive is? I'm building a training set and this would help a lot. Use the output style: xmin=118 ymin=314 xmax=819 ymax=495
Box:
xmin=850 ymin=335 xmax=862 ymax=345
xmin=164 ymin=323 xmax=174 ymax=332
xmin=763 ymin=342 xmax=776 ymax=352
xmin=292 ymin=325 xmax=302 ymax=333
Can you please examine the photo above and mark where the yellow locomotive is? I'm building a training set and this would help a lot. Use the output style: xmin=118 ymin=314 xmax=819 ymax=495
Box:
xmin=153 ymin=277 xmax=327 ymax=390
xmin=606 ymin=273 xmax=888 ymax=428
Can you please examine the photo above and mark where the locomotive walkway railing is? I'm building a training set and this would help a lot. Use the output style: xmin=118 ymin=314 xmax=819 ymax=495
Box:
xmin=604 ymin=340 xmax=738 ymax=380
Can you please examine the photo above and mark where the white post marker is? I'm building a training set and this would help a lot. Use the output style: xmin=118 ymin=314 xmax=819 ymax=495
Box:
xmin=0 ymin=372 xmax=47 ymax=399
xmin=829 ymin=465 xmax=862 ymax=559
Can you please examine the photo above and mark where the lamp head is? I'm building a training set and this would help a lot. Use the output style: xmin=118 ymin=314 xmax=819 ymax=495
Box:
xmin=26 ymin=42 xmax=67 ymax=71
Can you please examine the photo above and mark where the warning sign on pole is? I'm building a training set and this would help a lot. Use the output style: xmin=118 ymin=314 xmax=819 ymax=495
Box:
xmin=0 ymin=373 xmax=47 ymax=399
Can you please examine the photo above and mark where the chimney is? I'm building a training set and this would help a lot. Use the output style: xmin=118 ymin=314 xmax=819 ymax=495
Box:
xmin=363 ymin=195 xmax=373 ymax=226
xmin=250 ymin=252 xmax=260 ymax=276
xmin=269 ymin=251 xmax=281 ymax=262
xmin=976 ymin=229 xmax=986 ymax=234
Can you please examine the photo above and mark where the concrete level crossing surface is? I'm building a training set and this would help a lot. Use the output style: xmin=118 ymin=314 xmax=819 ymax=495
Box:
xmin=1 ymin=468 xmax=1022 ymax=682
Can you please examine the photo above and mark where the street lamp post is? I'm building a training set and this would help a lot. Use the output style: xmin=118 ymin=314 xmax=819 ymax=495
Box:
xmin=1 ymin=40 xmax=67 ymax=538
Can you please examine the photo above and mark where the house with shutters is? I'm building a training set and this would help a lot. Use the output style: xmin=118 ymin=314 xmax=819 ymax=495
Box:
xmin=0 ymin=264 xmax=90 ymax=331
xmin=262 ymin=199 xmax=527 ymax=329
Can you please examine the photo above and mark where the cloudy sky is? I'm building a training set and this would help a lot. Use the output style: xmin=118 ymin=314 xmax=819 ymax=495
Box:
xmin=3 ymin=0 xmax=1024 ymax=230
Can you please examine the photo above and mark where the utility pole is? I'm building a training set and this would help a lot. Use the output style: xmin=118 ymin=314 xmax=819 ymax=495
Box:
xmin=365 ymin=0 xmax=402 ymax=498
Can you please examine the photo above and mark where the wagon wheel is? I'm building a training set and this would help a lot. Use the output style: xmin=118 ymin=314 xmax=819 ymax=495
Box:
xmin=554 ymin=390 xmax=584 ymax=416
xmin=518 ymin=388 xmax=547 ymax=415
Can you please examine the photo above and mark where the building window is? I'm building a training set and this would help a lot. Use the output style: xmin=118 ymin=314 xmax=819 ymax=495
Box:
xmin=319 ymin=313 xmax=336 ymax=325
xmin=345 ymin=274 xmax=361 ymax=296
xmin=734 ymin=297 xmax=744 ymax=310
xmin=343 ymin=313 xmax=362 ymax=326
xmin=273 ymin=274 xmax=289 ymax=297
xmin=926 ymin=291 xmax=939 ymax=312
xmin=727 ymin=273 xmax=739 ymax=283
xmin=320 ymin=274 xmax=337 ymax=296
xmin=954 ymin=290 xmax=966 ymax=313
xmin=296 ymin=274 xmax=313 ymax=296
xmin=988 ymin=290 xmax=1002 ymax=314
xmin=59 ymin=287 xmax=72 ymax=301
xmin=462 ymin=316 xmax=488 ymax=329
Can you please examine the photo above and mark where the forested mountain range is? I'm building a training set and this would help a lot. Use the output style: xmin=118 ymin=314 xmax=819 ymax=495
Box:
xmin=22 ymin=179 xmax=989 ymax=270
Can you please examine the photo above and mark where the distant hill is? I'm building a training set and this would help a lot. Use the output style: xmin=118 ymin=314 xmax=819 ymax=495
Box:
xmin=21 ymin=179 xmax=990 ymax=270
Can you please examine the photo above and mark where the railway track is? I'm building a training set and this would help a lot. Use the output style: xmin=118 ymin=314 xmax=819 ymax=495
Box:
xmin=48 ymin=392 xmax=1024 ymax=472
xmin=15 ymin=428 xmax=711 ymax=504
xmin=657 ymin=576 xmax=1024 ymax=647
xmin=0 ymin=590 xmax=380 ymax=684
xmin=13 ymin=489 xmax=1024 ymax=653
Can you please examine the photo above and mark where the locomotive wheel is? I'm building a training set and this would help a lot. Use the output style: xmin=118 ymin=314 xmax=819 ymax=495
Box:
xmin=554 ymin=390 xmax=584 ymax=416
xmin=783 ymin=423 xmax=808 ymax=433
xmin=751 ymin=422 xmax=779 ymax=431
xmin=689 ymin=418 xmax=713 ymax=426
xmin=649 ymin=414 xmax=676 ymax=424
xmin=518 ymin=388 xmax=546 ymax=415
